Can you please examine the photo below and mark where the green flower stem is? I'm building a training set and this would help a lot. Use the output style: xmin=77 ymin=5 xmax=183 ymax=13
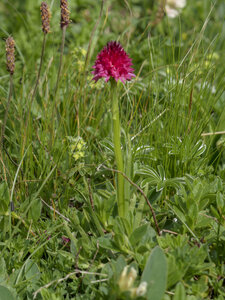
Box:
xmin=111 ymin=79 xmax=124 ymax=218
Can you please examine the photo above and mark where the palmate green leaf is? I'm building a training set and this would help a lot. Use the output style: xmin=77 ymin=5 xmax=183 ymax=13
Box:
xmin=136 ymin=165 xmax=185 ymax=192
xmin=165 ymin=138 xmax=206 ymax=163
xmin=141 ymin=246 xmax=167 ymax=300
xmin=0 ymin=285 xmax=15 ymax=300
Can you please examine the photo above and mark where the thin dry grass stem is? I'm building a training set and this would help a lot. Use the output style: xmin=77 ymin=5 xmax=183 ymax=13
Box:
xmin=40 ymin=198 xmax=71 ymax=222
xmin=201 ymin=131 xmax=225 ymax=137
xmin=99 ymin=165 xmax=161 ymax=236
xmin=91 ymin=278 xmax=108 ymax=284
xmin=161 ymin=229 xmax=178 ymax=235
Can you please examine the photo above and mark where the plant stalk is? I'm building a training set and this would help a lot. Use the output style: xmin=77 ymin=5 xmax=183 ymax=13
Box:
xmin=31 ymin=33 xmax=47 ymax=102
xmin=50 ymin=26 xmax=66 ymax=147
xmin=55 ymin=26 xmax=66 ymax=96
xmin=111 ymin=80 xmax=124 ymax=218
xmin=22 ymin=33 xmax=47 ymax=155
xmin=0 ymin=74 xmax=13 ymax=151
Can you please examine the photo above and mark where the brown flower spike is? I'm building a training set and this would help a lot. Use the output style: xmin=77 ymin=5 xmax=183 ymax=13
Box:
xmin=6 ymin=37 xmax=15 ymax=75
xmin=60 ymin=0 xmax=70 ymax=28
xmin=40 ymin=2 xmax=51 ymax=34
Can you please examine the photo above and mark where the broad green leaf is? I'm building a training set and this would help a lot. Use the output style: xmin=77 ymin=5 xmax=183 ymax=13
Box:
xmin=141 ymin=246 xmax=167 ymax=300
xmin=98 ymin=235 xmax=120 ymax=252
xmin=0 ymin=285 xmax=15 ymax=300
xmin=129 ymin=224 xmax=155 ymax=247
xmin=28 ymin=198 xmax=42 ymax=222
xmin=25 ymin=259 xmax=41 ymax=283
xmin=173 ymin=282 xmax=186 ymax=300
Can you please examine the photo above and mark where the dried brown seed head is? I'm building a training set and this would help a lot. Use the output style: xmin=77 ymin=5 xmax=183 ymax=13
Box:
xmin=6 ymin=37 xmax=15 ymax=75
xmin=60 ymin=0 xmax=70 ymax=29
xmin=40 ymin=2 xmax=51 ymax=34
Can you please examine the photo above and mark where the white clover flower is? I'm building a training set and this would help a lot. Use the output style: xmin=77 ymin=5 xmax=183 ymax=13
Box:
xmin=165 ymin=0 xmax=186 ymax=18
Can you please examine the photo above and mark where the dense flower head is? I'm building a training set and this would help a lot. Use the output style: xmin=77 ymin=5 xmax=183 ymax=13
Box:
xmin=92 ymin=41 xmax=135 ymax=84
xmin=60 ymin=0 xmax=70 ymax=28
xmin=40 ymin=2 xmax=51 ymax=34
xmin=5 ymin=36 xmax=15 ymax=75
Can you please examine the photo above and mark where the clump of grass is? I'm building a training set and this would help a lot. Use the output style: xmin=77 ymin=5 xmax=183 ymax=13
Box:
xmin=1 ymin=37 xmax=15 ymax=150
xmin=31 ymin=1 xmax=50 ymax=101
xmin=22 ymin=1 xmax=51 ymax=154
xmin=54 ymin=0 xmax=70 ymax=95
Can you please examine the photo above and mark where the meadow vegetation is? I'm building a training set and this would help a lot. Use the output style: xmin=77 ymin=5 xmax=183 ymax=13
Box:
xmin=0 ymin=0 xmax=225 ymax=299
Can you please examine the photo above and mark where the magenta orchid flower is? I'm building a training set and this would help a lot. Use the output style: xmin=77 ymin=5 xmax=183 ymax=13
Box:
xmin=92 ymin=41 xmax=135 ymax=84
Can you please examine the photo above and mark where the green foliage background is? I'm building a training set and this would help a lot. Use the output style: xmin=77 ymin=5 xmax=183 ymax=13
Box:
xmin=0 ymin=0 xmax=225 ymax=299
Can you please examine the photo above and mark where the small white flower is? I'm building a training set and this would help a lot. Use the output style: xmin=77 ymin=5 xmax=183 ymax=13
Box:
xmin=165 ymin=0 xmax=186 ymax=18
xmin=118 ymin=266 xmax=137 ymax=291
xmin=127 ymin=268 xmax=137 ymax=289
xmin=167 ymin=0 xmax=186 ymax=8
xmin=136 ymin=281 xmax=148 ymax=296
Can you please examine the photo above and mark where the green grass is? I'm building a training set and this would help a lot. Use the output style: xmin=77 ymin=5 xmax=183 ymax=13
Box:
xmin=0 ymin=0 xmax=225 ymax=299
